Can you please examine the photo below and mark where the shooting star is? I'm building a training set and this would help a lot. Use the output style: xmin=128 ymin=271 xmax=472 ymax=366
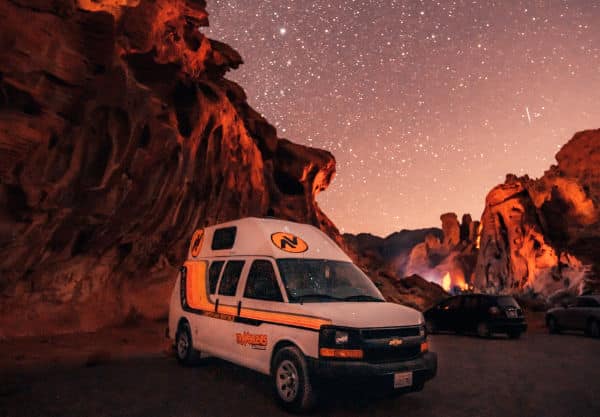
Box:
xmin=525 ymin=107 xmax=532 ymax=125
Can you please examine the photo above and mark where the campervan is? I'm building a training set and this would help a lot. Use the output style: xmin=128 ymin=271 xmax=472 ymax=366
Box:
xmin=168 ymin=217 xmax=437 ymax=411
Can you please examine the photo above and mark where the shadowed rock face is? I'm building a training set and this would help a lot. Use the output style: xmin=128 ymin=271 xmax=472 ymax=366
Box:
xmin=475 ymin=130 xmax=600 ymax=299
xmin=0 ymin=0 xmax=339 ymax=336
xmin=342 ymin=229 xmax=450 ymax=310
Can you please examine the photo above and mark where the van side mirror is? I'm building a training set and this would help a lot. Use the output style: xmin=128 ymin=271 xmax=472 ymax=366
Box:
xmin=375 ymin=282 xmax=383 ymax=289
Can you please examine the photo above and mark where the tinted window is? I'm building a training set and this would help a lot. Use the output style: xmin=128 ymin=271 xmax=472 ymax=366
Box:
xmin=212 ymin=227 xmax=237 ymax=250
xmin=441 ymin=297 xmax=461 ymax=310
xmin=208 ymin=261 xmax=224 ymax=294
xmin=244 ymin=260 xmax=283 ymax=302
xmin=576 ymin=297 xmax=599 ymax=307
xmin=463 ymin=296 xmax=479 ymax=309
xmin=218 ymin=261 xmax=245 ymax=296
xmin=448 ymin=297 xmax=462 ymax=309
xmin=497 ymin=296 xmax=519 ymax=308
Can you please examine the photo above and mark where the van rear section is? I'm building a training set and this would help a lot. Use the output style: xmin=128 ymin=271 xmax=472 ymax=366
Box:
xmin=167 ymin=217 xmax=437 ymax=411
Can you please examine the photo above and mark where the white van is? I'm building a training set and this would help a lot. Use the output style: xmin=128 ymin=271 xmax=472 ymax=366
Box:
xmin=168 ymin=217 xmax=437 ymax=411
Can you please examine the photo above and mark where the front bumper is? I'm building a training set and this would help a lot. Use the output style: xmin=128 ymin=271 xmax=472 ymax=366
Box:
xmin=307 ymin=351 xmax=437 ymax=388
xmin=489 ymin=320 xmax=527 ymax=334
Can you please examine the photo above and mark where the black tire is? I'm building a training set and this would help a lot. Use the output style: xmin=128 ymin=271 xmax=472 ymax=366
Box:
xmin=587 ymin=319 xmax=600 ymax=338
xmin=547 ymin=316 xmax=560 ymax=334
xmin=507 ymin=330 xmax=522 ymax=339
xmin=175 ymin=321 xmax=199 ymax=366
xmin=411 ymin=383 xmax=425 ymax=393
xmin=477 ymin=322 xmax=490 ymax=338
xmin=272 ymin=346 xmax=317 ymax=413
xmin=425 ymin=319 xmax=437 ymax=335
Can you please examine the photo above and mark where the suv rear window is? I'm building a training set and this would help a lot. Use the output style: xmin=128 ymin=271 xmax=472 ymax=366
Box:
xmin=218 ymin=261 xmax=245 ymax=296
xmin=211 ymin=227 xmax=237 ymax=250
xmin=496 ymin=296 xmax=519 ymax=307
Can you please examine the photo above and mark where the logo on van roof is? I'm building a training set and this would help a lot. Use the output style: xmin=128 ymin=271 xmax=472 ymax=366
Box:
xmin=190 ymin=229 xmax=205 ymax=257
xmin=271 ymin=232 xmax=308 ymax=253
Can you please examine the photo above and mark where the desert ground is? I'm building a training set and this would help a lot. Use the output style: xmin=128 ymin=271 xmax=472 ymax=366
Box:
xmin=1 ymin=314 xmax=598 ymax=417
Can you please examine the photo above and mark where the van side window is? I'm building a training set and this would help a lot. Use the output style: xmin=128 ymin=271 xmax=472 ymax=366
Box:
xmin=244 ymin=260 xmax=283 ymax=302
xmin=212 ymin=227 xmax=237 ymax=250
xmin=208 ymin=261 xmax=225 ymax=294
xmin=218 ymin=261 xmax=245 ymax=296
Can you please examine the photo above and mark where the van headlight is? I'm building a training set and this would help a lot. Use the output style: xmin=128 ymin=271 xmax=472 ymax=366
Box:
xmin=334 ymin=330 xmax=349 ymax=345
xmin=319 ymin=327 xmax=360 ymax=347
xmin=319 ymin=326 xmax=363 ymax=359
xmin=419 ymin=324 xmax=426 ymax=338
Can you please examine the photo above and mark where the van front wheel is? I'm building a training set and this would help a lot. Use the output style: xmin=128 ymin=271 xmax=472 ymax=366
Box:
xmin=272 ymin=346 xmax=317 ymax=413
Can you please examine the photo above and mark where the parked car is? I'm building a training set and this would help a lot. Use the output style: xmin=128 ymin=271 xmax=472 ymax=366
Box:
xmin=545 ymin=295 xmax=600 ymax=338
xmin=169 ymin=217 xmax=437 ymax=412
xmin=424 ymin=294 xmax=527 ymax=339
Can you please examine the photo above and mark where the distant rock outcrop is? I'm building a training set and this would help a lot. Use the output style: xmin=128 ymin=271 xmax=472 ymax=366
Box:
xmin=342 ymin=229 xmax=448 ymax=310
xmin=474 ymin=130 xmax=600 ymax=299
xmin=404 ymin=213 xmax=480 ymax=292
xmin=0 ymin=0 xmax=340 ymax=336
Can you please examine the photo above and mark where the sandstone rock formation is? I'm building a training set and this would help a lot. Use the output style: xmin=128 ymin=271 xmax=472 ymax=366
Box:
xmin=0 ymin=0 xmax=340 ymax=336
xmin=474 ymin=130 xmax=600 ymax=299
xmin=404 ymin=213 xmax=479 ymax=292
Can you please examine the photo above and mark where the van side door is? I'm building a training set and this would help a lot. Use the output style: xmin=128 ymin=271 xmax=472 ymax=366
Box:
xmin=211 ymin=259 xmax=247 ymax=362
xmin=236 ymin=258 xmax=286 ymax=372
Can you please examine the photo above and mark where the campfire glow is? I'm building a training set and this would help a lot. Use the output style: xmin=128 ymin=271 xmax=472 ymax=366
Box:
xmin=441 ymin=272 xmax=452 ymax=292
xmin=441 ymin=271 xmax=469 ymax=293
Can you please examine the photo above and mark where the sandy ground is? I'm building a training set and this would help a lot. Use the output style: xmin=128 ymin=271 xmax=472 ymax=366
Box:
xmin=0 ymin=319 xmax=171 ymax=372
xmin=1 ymin=312 xmax=599 ymax=417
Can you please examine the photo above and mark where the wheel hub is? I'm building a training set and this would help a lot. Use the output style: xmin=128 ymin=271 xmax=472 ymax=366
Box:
xmin=177 ymin=333 xmax=189 ymax=358
xmin=276 ymin=360 xmax=299 ymax=402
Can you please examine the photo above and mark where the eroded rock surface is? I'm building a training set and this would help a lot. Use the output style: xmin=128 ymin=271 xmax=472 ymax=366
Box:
xmin=0 ymin=0 xmax=339 ymax=336
xmin=404 ymin=212 xmax=479 ymax=292
xmin=343 ymin=228 xmax=450 ymax=309
xmin=474 ymin=130 xmax=600 ymax=299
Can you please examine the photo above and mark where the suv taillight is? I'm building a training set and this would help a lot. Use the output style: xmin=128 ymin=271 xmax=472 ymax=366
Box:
xmin=488 ymin=306 xmax=501 ymax=316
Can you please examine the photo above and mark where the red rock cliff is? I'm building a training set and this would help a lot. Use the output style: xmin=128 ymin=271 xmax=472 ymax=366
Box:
xmin=475 ymin=130 xmax=600 ymax=299
xmin=0 ymin=0 xmax=340 ymax=336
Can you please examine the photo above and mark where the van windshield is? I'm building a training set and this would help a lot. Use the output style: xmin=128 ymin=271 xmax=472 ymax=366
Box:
xmin=276 ymin=259 xmax=385 ymax=303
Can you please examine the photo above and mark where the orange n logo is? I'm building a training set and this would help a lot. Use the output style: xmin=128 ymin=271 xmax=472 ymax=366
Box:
xmin=271 ymin=232 xmax=308 ymax=253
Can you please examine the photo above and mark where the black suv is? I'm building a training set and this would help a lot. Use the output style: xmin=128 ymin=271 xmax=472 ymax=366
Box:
xmin=424 ymin=294 xmax=527 ymax=339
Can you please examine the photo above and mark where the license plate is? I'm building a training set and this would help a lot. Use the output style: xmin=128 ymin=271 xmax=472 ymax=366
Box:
xmin=393 ymin=371 xmax=413 ymax=388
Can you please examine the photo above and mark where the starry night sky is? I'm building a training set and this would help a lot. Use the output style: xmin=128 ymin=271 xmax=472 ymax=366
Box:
xmin=204 ymin=1 xmax=600 ymax=236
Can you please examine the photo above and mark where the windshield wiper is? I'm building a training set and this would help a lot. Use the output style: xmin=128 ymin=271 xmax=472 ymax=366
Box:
xmin=294 ymin=294 xmax=343 ymax=304
xmin=342 ymin=295 xmax=385 ymax=302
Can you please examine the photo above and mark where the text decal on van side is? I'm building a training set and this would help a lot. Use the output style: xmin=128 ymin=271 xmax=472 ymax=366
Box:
xmin=270 ymin=232 xmax=308 ymax=253
xmin=236 ymin=331 xmax=268 ymax=350
xmin=190 ymin=229 xmax=204 ymax=257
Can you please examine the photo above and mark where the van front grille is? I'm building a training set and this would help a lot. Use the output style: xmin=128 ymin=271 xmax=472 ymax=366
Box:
xmin=361 ymin=326 xmax=420 ymax=340
xmin=363 ymin=345 xmax=421 ymax=363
